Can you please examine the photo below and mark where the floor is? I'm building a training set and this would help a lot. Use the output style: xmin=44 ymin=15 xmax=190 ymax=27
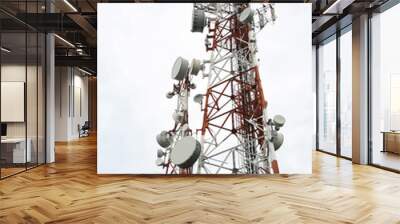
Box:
xmin=372 ymin=150 xmax=400 ymax=171
xmin=0 ymin=167 xmax=26 ymax=178
xmin=0 ymin=135 xmax=400 ymax=223
xmin=1 ymin=163 xmax=42 ymax=179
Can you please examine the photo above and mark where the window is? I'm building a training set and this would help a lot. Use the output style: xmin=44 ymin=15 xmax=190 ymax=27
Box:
xmin=318 ymin=37 xmax=337 ymax=154
xmin=340 ymin=29 xmax=352 ymax=158
xmin=371 ymin=3 xmax=400 ymax=171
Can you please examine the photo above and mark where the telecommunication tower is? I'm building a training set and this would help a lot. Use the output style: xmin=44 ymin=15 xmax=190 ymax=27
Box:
xmin=156 ymin=3 xmax=286 ymax=175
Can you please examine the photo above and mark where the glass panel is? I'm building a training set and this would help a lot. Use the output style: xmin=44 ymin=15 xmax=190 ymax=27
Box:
xmin=371 ymin=4 xmax=400 ymax=171
xmin=38 ymin=32 xmax=45 ymax=165
xmin=26 ymin=0 xmax=39 ymax=169
xmin=27 ymin=31 xmax=38 ymax=169
xmin=0 ymin=1 xmax=46 ymax=179
xmin=340 ymin=29 xmax=352 ymax=158
xmin=1 ymin=31 xmax=27 ymax=177
xmin=318 ymin=37 xmax=337 ymax=154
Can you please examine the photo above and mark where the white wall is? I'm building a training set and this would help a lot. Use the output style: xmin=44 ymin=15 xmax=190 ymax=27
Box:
xmin=1 ymin=65 xmax=42 ymax=138
xmin=98 ymin=3 xmax=312 ymax=174
xmin=55 ymin=67 xmax=69 ymax=141
xmin=55 ymin=67 xmax=89 ymax=141
xmin=1 ymin=66 xmax=26 ymax=128
xmin=312 ymin=45 xmax=317 ymax=150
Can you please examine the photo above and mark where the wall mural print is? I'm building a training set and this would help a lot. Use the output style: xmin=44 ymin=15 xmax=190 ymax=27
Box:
xmin=98 ymin=3 xmax=313 ymax=175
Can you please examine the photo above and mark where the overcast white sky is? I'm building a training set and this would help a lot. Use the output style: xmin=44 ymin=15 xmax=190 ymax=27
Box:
xmin=98 ymin=3 xmax=312 ymax=174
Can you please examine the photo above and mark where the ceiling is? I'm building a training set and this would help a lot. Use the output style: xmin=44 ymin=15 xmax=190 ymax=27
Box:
xmin=0 ymin=0 xmax=395 ymax=74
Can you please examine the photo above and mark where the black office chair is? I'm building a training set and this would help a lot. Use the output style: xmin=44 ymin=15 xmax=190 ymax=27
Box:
xmin=79 ymin=121 xmax=90 ymax=138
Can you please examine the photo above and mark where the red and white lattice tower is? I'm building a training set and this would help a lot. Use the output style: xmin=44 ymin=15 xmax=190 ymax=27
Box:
xmin=156 ymin=3 xmax=285 ymax=175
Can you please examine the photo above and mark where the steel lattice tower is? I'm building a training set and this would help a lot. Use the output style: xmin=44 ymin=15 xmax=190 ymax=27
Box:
xmin=156 ymin=3 xmax=285 ymax=175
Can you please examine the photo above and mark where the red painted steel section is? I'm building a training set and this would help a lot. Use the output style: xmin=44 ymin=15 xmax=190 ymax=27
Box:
xmin=199 ymin=4 xmax=279 ymax=174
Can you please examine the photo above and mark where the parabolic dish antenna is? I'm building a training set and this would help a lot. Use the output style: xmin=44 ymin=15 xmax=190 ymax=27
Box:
xmin=171 ymin=136 xmax=201 ymax=168
xmin=157 ymin=149 xmax=165 ymax=158
xmin=193 ymin=94 xmax=203 ymax=104
xmin=156 ymin=131 xmax=171 ymax=148
xmin=190 ymin=59 xmax=202 ymax=75
xmin=171 ymin=57 xmax=189 ymax=80
xmin=273 ymin=132 xmax=284 ymax=150
xmin=273 ymin=114 xmax=286 ymax=129
xmin=239 ymin=7 xmax=254 ymax=24
xmin=191 ymin=9 xmax=206 ymax=33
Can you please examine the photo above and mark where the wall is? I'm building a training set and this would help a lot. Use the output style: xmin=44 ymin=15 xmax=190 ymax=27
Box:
xmin=55 ymin=67 xmax=89 ymax=141
xmin=88 ymin=77 xmax=97 ymax=132
xmin=1 ymin=64 xmax=44 ymax=149
xmin=1 ymin=65 xmax=26 ymax=138
xmin=312 ymin=45 xmax=317 ymax=150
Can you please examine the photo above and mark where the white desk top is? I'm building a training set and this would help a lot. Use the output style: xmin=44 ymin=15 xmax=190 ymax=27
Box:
xmin=1 ymin=138 xmax=27 ymax=144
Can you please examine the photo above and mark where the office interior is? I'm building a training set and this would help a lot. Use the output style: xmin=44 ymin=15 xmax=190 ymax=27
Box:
xmin=315 ymin=1 xmax=400 ymax=172
xmin=0 ymin=0 xmax=399 ymax=222
xmin=0 ymin=0 xmax=97 ymax=179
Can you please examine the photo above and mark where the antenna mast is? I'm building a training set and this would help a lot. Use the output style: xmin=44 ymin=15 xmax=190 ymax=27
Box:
xmin=156 ymin=3 xmax=285 ymax=174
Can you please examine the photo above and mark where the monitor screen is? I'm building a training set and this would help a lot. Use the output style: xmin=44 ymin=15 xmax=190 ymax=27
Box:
xmin=1 ymin=123 xmax=7 ymax=137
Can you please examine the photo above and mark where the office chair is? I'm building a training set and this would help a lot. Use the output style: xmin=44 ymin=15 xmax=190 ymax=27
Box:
xmin=79 ymin=121 xmax=90 ymax=138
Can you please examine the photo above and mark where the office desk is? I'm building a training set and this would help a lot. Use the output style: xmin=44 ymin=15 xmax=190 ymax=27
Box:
xmin=1 ymin=138 xmax=31 ymax=163
xmin=382 ymin=131 xmax=400 ymax=154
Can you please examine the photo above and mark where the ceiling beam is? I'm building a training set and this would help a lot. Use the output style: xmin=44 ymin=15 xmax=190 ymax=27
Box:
xmin=312 ymin=15 xmax=335 ymax=33
xmin=67 ymin=14 xmax=97 ymax=46
xmin=323 ymin=0 xmax=356 ymax=14
xmin=55 ymin=55 xmax=96 ymax=70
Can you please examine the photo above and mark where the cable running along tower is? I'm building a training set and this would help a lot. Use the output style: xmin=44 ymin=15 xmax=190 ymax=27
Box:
xmin=156 ymin=3 xmax=286 ymax=175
